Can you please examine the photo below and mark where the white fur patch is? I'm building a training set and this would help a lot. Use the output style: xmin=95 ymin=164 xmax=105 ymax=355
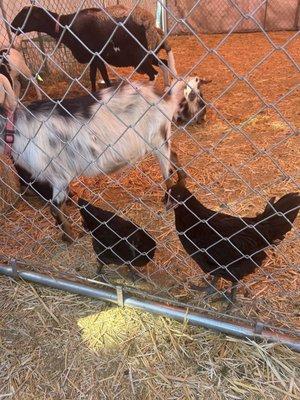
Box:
xmin=6 ymin=48 xmax=42 ymax=100
xmin=183 ymin=77 xmax=200 ymax=101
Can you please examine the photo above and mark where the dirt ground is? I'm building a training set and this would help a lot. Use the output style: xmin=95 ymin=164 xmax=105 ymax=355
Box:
xmin=0 ymin=31 xmax=299 ymax=399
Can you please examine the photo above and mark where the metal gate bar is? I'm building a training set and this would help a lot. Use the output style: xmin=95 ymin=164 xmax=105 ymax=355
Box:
xmin=1 ymin=263 xmax=299 ymax=352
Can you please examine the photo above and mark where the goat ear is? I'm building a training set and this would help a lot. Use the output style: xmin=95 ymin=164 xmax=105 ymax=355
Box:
xmin=200 ymin=78 xmax=212 ymax=85
xmin=0 ymin=74 xmax=17 ymax=111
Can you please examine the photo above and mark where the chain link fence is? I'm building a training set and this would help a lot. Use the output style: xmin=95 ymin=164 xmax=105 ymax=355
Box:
xmin=166 ymin=0 xmax=300 ymax=34
xmin=1 ymin=1 xmax=300 ymax=43
xmin=0 ymin=0 xmax=299 ymax=347
xmin=0 ymin=1 xmax=299 ymax=76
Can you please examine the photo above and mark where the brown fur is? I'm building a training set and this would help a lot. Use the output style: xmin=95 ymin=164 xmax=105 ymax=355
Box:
xmin=155 ymin=27 xmax=171 ymax=52
xmin=93 ymin=5 xmax=169 ymax=52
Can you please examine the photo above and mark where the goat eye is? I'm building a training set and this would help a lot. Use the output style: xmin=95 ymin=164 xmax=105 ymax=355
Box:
xmin=196 ymin=78 xmax=199 ymax=82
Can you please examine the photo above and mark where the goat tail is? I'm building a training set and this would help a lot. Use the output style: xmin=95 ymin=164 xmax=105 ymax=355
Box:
xmin=258 ymin=192 xmax=300 ymax=243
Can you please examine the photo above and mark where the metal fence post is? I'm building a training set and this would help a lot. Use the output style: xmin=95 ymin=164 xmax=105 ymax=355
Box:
xmin=263 ymin=0 xmax=269 ymax=31
xmin=162 ymin=0 xmax=169 ymax=35
xmin=295 ymin=0 xmax=300 ymax=30
xmin=156 ymin=0 xmax=168 ymax=34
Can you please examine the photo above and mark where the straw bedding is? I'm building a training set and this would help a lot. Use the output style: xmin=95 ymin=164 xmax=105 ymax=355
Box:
xmin=0 ymin=155 xmax=20 ymax=214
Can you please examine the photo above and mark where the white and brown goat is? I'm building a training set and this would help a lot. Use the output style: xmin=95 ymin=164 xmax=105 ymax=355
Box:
xmin=174 ymin=76 xmax=212 ymax=125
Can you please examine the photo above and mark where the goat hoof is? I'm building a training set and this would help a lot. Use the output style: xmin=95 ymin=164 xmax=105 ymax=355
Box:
xmin=61 ymin=232 xmax=75 ymax=244
xmin=77 ymin=230 xmax=87 ymax=239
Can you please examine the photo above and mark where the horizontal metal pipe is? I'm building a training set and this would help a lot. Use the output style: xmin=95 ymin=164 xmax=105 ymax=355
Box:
xmin=0 ymin=264 xmax=118 ymax=303
xmin=0 ymin=263 xmax=299 ymax=352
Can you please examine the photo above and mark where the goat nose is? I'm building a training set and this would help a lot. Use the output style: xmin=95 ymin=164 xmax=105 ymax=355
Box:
xmin=188 ymin=91 xmax=196 ymax=101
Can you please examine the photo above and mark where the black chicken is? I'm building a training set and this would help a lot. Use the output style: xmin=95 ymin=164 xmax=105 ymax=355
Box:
xmin=167 ymin=183 xmax=300 ymax=302
xmin=78 ymin=198 xmax=156 ymax=280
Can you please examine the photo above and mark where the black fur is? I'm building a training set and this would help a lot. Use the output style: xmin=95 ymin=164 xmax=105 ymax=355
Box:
xmin=14 ymin=163 xmax=73 ymax=202
xmin=11 ymin=6 xmax=169 ymax=91
xmin=26 ymin=92 xmax=99 ymax=120
xmin=89 ymin=146 xmax=98 ymax=159
xmin=48 ymin=136 xmax=57 ymax=148
xmin=14 ymin=163 xmax=54 ymax=200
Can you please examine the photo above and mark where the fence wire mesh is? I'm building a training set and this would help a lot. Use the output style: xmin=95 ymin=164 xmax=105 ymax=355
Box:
xmin=0 ymin=0 xmax=299 ymax=343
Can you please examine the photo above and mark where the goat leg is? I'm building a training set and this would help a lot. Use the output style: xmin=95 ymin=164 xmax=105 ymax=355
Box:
xmin=170 ymin=150 xmax=187 ymax=185
xmin=96 ymin=59 xmax=111 ymax=88
xmin=147 ymin=55 xmax=169 ymax=84
xmin=230 ymin=284 xmax=238 ymax=303
xmin=162 ymin=150 xmax=186 ymax=205
xmin=161 ymin=150 xmax=187 ymax=204
xmin=50 ymin=202 xmax=74 ymax=243
xmin=90 ymin=60 xmax=98 ymax=92
xmin=157 ymin=58 xmax=170 ymax=87
xmin=136 ymin=54 xmax=158 ymax=81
